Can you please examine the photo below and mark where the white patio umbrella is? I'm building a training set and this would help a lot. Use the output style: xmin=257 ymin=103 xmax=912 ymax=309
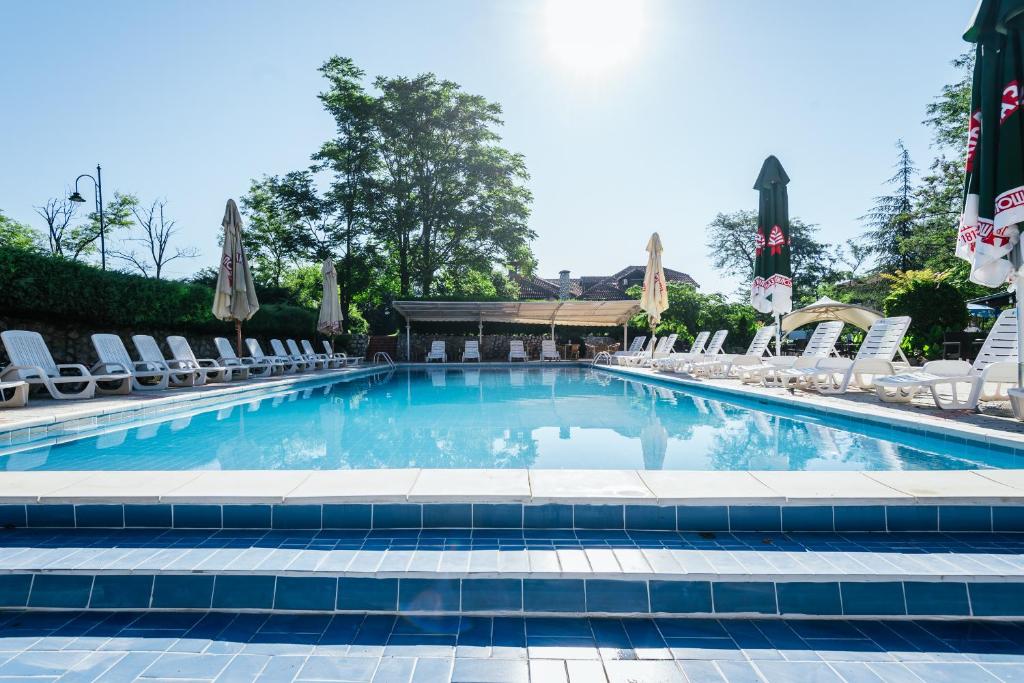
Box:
xmin=318 ymin=257 xmax=343 ymax=335
xmin=640 ymin=232 xmax=669 ymax=357
xmin=212 ymin=199 xmax=259 ymax=355
xmin=780 ymin=296 xmax=882 ymax=334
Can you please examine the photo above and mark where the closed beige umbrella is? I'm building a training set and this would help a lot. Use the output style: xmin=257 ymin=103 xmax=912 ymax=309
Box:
xmin=640 ymin=232 xmax=669 ymax=357
xmin=212 ymin=199 xmax=259 ymax=355
xmin=318 ymin=257 xmax=343 ymax=335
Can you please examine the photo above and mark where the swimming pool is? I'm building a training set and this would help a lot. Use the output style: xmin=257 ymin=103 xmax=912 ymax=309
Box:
xmin=1 ymin=367 xmax=1020 ymax=471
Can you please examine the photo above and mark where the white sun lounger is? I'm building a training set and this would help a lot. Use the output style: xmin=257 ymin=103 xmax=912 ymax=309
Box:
xmin=541 ymin=339 xmax=561 ymax=361
xmin=1 ymin=330 xmax=130 ymax=400
xmin=131 ymin=335 xmax=198 ymax=387
xmin=736 ymin=321 xmax=845 ymax=385
xmin=509 ymin=340 xmax=528 ymax=362
xmin=621 ymin=334 xmax=679 ymax=367
xmin=426 ymin=341 xmax=447 ymax=363
xmin=287 ymin=339 xmax=326 ymax=370
xmin=91 ymin=334 xmax=171 ymax=392
xmin=301 ymin=340 xmax=339 ymax=369
xmin=215 ymin=337 xmax=273 ymax=377
xmin=246 ymin=338 xmax=295 ymax=374
xmin=774 ymin=316 xmax=911 ymax=393
xmin=873 ymin=308 xmax=1018 ymax=409
xmin=691 ymin=325 xmax=776 ymax=378
xmin=656 ymin=330 xmax=722 ymax=373
xmin=612 ymin=336 xmax=647 ymax=359
xmin=167 ymin=336 xmax=244 ymax=382
xmin=322 ymin=340 xmax=363 ymax=366
xmin=269 ymin=339 xmax=309 ymax=372
xmin=463 ymin=340 xmax=481 ymax=362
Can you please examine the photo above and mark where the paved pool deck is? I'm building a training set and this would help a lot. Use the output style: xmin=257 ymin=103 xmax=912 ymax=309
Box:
xmin=2 ymin=362 xmax=1024 ymax=509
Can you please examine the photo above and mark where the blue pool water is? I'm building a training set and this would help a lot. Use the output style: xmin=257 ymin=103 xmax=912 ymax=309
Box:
xmin=1 ymin=367 xmax=1020 ymax=471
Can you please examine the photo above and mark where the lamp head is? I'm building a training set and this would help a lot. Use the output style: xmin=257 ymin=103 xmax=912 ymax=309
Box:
xmin=68 ymin=191 xmax=86 ymax=203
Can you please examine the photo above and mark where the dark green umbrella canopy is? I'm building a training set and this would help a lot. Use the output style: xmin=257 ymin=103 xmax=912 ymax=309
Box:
xmin=958 ymin=0 xmax=1024 ymax=286
xmin=750 ymin=155 xmax=793 ymax=315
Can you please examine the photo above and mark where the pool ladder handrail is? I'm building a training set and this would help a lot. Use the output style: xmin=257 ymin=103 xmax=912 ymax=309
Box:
xmin=373 ymin=351 xmax=395 ymax=366
xmin=591 ymin=351 xmax=612 ymax=366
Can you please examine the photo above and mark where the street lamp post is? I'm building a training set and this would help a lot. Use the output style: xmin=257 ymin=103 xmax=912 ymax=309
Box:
xmin=68 ymin=164 xmax=106 ymax=270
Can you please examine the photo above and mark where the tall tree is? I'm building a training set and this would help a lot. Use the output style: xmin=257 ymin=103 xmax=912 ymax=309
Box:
xmin=862 ymin=140 xmax=918 ymax=272
xmin=370 ymin=70 xmax=534 ymax=296
xmin=112 ymin=199 xmax=199 ymax=278
xmin=35 ymin=197 xmax=83 ymax=258
xmin=240 ymin=177 xmax=301 ymax=288
xmin=315 ymin=56 xmax=378 ymax=331
xmin=705 ymin=209 xmax=837 ymax=301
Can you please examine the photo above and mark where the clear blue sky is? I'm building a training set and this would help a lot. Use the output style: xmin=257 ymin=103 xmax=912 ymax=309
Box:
xmin=0 ymin=0 xmax=971 ymax=294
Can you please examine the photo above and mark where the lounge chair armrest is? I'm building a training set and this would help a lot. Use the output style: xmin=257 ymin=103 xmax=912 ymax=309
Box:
xmin=195 ymin=358 xmax=219 ymax=368
xmin=57 ymin=363 xmax=93 ymax=376
xmin=1 ymin=364 xmax=49 ymax=381
xmin=92 ymin=361 xmax=130 ymax=375
xmin=980 ymin=360 xmax=1019 ymax=382
xmin=921 ymin=360 xmax=972 ymax=376
xmin=132 ymin=360 xmax=166 ymax=373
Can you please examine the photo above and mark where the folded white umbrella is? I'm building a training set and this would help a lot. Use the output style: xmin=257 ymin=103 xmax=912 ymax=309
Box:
xmin=212 ymin=199 xmax=260 ymax=355
xmin=318 ymin=257 xmax=343 ymax=335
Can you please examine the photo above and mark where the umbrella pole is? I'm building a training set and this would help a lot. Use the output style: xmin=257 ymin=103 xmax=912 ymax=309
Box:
xmin=235 ymin=320 xmax=243 ymax=358
xmin=774 ymin=313 xmax=782 ymax=357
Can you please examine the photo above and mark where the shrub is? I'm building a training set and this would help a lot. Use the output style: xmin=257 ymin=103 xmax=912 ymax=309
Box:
xmin=0 ymin=247 xmax=317 ymax=337
xmin=882 ymin=269 xmax=967 ymax=359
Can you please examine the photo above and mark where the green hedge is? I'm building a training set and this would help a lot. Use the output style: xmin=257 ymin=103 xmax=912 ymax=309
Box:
xmin=0 ymin=247 xmax=317 ymax=336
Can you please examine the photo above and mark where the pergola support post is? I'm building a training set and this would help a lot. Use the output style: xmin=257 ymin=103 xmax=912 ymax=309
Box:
xmin=623 ymin=322 xmax=627 ymax=350
xmin=405 ymin=320 xmax=411 ymax=362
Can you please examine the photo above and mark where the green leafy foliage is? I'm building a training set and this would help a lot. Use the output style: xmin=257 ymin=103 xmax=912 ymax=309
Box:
xmin=0 ymin=247 xmax=316 ymax=336
xmin=0 ymin=211 xmax=42 ymax=251
xmin=882 ymin=269 xmax=967 ymax=359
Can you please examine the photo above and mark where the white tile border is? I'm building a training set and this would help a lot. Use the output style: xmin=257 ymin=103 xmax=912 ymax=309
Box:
xmin=0 ymin=467 xmax=1023 ymax=506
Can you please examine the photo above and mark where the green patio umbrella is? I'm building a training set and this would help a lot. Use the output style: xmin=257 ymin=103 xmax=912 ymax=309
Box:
xmin=958 ymin=0 xmax=1024 ymax=385
xmin=751 ymin=155 xmax=793 ymax=356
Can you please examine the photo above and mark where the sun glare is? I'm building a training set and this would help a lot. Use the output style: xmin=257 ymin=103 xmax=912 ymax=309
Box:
xmin=543 ymin=0 xmax=647 ymax=76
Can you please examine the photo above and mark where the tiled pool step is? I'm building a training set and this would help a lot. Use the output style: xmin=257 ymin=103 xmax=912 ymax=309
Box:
xmin=3 ymin=528 xmax=1024 ymax=618
xmin=4 ymin=502 xmax=1024 ymax=533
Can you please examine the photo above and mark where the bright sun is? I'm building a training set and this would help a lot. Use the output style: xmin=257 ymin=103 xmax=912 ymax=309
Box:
xmin=543 ymin=0 xmax=647 ymax=75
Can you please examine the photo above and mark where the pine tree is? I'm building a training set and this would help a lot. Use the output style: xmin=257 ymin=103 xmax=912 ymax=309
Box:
xmin=862 ymin=140 xmax=918 ymax=272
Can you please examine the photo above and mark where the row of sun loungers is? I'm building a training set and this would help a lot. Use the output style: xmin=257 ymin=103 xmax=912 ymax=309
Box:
xmin=0 ymin=331 xmax=361 ymax=406
xmin=645 ymin=309 xmax=1019 ymax=412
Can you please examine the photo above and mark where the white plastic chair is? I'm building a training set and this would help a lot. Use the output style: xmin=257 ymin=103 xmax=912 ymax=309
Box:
xmin=131 ymin=335 xmax=198 ymax=387
xmin=692 ymin=325 xmax=776 ymax=378
xmin=621 ymin=334 xmax=679 ymax=367
xmin=91 ymin=334 xmax=170 ymax=392
xmin=737 ymin=321 xmax=844 ymax=385
xmin=508 ymin=340 xmax=528 ymax=362
xmin=301 ymin=340 xmax=338 ymax=368
xmin=874 ymin=308 xmax=1018 ymax=409
xmin=215 ymin=337 xmax=273 ymax=377
xmin=426 ymin=341 xmax=447 ymax=363
xmin=541 ymin=339 xmax=561 ymax=361
xmin=794 ymin=316 xmax=912 ymax=394
xmin=1 ymin=330 xmax=129 ymax=399
xmin=656 ymin=330 xmax=722 ymax=373
xmin=612 ymin=336 xmax=647 ymax=358
xmin=463 ymin=340 xmax=481 ymax=362
xmin=167 ymin=336 xmax=244 ymax=382
xmin=322 ymin=340 xmax=363 ymax=366
xmin=0 ymin=380 xmax=28 ymax=408
xmin=266 ymin=339 xmax=307 ymax=372
xmin=284 ymin=335 xmax=323 ymax=368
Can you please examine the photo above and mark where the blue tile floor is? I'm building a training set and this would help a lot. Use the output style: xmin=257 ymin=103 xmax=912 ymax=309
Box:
xmin=1 ymin=611 xmax=1023 ymax=682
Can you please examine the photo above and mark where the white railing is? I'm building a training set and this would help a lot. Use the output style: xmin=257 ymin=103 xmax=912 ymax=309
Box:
xmin=591 ymin=351 xmax=612 ymax=366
